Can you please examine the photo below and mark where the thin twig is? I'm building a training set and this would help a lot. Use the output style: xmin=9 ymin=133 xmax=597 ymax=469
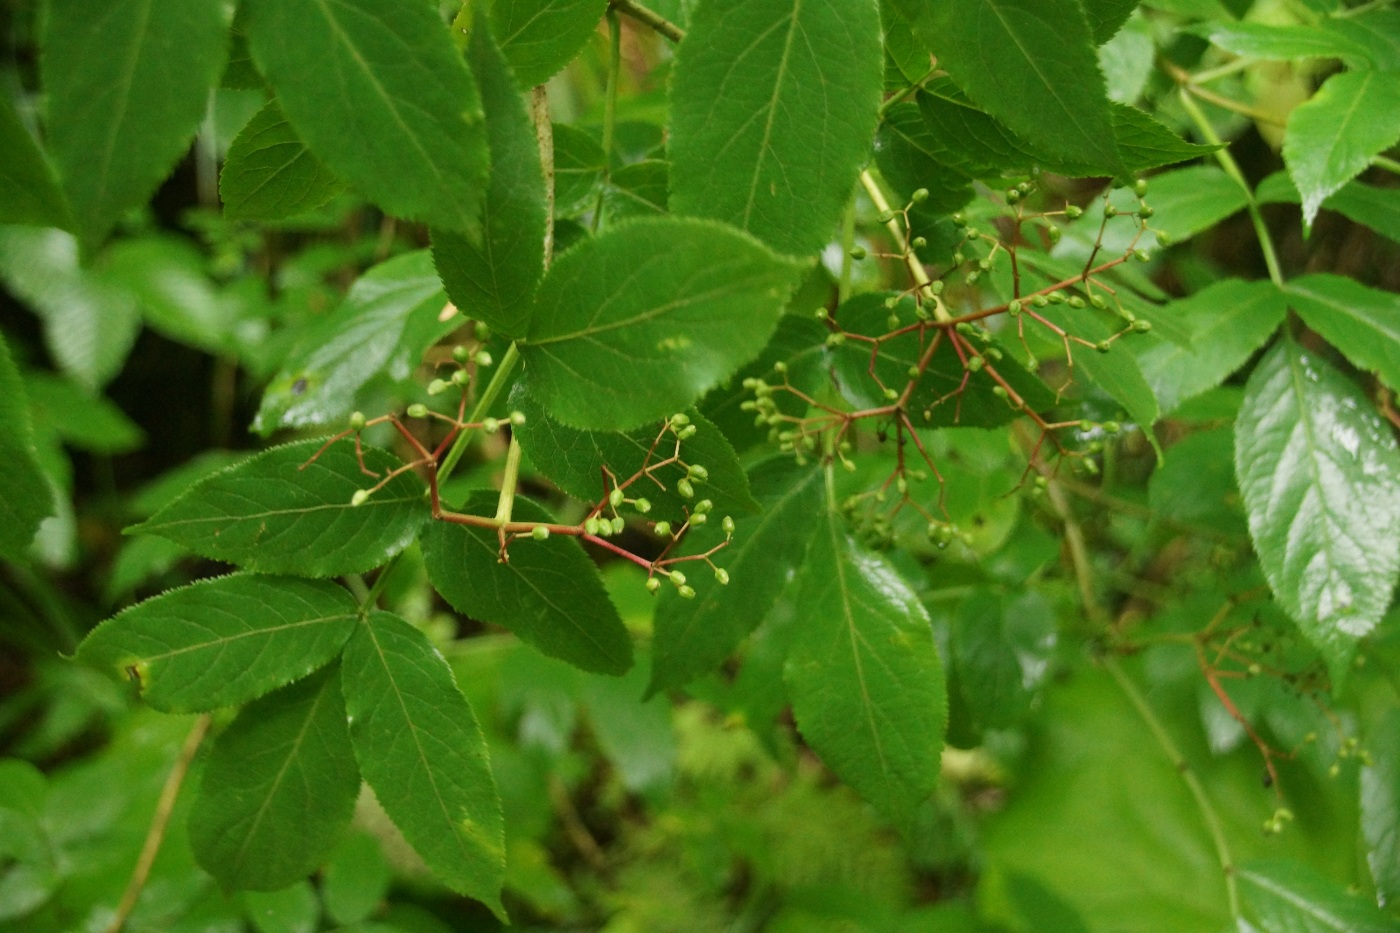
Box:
xmin=607 ymin=0 xmax=685 ymax=42
xmin=105 ymin=715 xmax=212 ymax=933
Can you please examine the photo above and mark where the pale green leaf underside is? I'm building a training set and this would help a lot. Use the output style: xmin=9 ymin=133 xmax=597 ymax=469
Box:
xmin=1235 ymin=339 xmax=1400 ymax=680
xmin=785 ymin=506 xmax=947 ymax=821
xmin=220 ymin=99 xmax=343 ymax=221
xmin=1238 ymin=859 xmax=1400 ymax=932
xmin=77 ymin=574 xmax=357 ymax=712
xmin=244 ymin=0 xmax=489 ymax=234
xmin=135 ymin=440 xmax=429 ymax=577
xmin=341 ymin=612 xmax=506 ymax=918
xmin=188 ymin=667 xmax=360 ymax=890
xmin=520 ymin=218 xmax=806 ymax=431
xmin=668 ymin=0 xmax=884 ymax=256
xmin=422 ymin=492 xmax=632 ymax=676
xmin=42 ymin=0 xmax=229 ymax=247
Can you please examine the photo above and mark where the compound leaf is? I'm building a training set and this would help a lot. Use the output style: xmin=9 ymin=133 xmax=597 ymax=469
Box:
xmin=432 ymin=15 xmax=546 ymax=339
xmin=520 ymin=218 xmax=806 ymax=431
xmin=42 ymin=0 xmax=229 ymax=248
xmin=77 ymin=574 xmax=358 ymax=712
xmin=421 ymin=492 xmax=632 ymax=676
xmin=341 ymin=612 xmax=506 ymax=918
xmin=134 ymin=440 xmax=429 ymax=577
xmin=255 ymin=251 xmax=449 ymax=434
xmin=188 ymin=667 xmax=360 ymax=890
xmin=649 ymin=459 xmax=823 ymax=695
xmin=220 ymin=99 xmax=343 ymax=221
xmin=668 ymin=0 xmax=884 ymax=256
xmin=244 ymin=0 xmax=489 ymax=234
xmin=1283 ymin=70 xmax=1400 ymax=228
xmin=1235 ymin=338 xmax=1400 ymax=681
xmin=785 ymin=505 xmax=946 ymax=822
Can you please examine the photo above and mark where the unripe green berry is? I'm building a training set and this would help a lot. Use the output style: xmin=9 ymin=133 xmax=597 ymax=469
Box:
xmin=877 ymin=209 xmax=896 ymax=224
xmin=1090 ymin=294 xmax=1107 ymax=309
xmin=849 ymin=245 xmax=866 ymax=260
xmin=634 ymin=497 xmax=652 ymax=514
xmin=645 ymin=577 xmax=661 ymax=593
xmin=690 ymin=512 xmax=708 ymax=525
xmin=653 ymin=521 xmax=672 ymax=537
xmin=1135 ymin=249 xmax=1151 ymax=263
xmin=669 ymin=412 xmax=690 ymax=429
xmin=452 ymin=345 xmax=472 ymax=363
xmin=584 ymin=517 xmax=601 ymax=535
xmin=677 ymin=585 xmax=697 ymax=600
xmin=1047 ymin=224 xmax=1062 ymax=243
xmin=1096 ymin=340 xmax=1112 ymax=353
xmin=911 ymin=187 xmax=929 ymax=204
xmin=695 ymin=498 xmax=713 ymax=514
xmin=509 ymin=410 xmax=527 ymax=426
xmin=611 ymin=516 xmax=625 ymax=535
xmin=669 ymin=569 xmax=687 ymax=587
xmin=677 ymin=425 xmax=697 ymax=440
xmin=721 ymin=516 xmax=735 ymax=535
xmin=1065 ymin=205 xmax=1083 ymax=219
xmin=1008 ymin=299 xmax=1022 ymax=316
xmin=482 ymin=417 xmax=500 ymax=433
xmin=349 ymin=411 xmax=367 ymax=431
xmin=1068 ymin=296 xmax=1086 ymax=309
xmin=351 ymin=489 xmax=370 ymax=507
xmin=609 ymin=487 xmax=625 ymax=508
xmin=1133 ymin=179 xmax=1149 ymax=196
xmin=912 ymin=236 xmax=927 ymax=249
xmin=451 ymin=368 xmax=471 ymax=386
xmin=715 ymin=567 xmax=730 ymax=585
xmin=474 ymin=350 xmax=493 ymax=367
xmin=688 ymin=464 xmax=709 ymax=482
xmin=677 ymin=478 xmax=695 ymax=499
xmin=428 ymin=378 xmax=450 ymax=395
xmin=1138 ymin=204 xmax=1154 ymax=218
xmin=531 ymin=525 xmax=550 ymax=541
xmin=1132 ymin=319 xmax=1153 ymax=333
xmin=406 ymin=403 xmax=428 ymax=419
xmin=1104 ymin=204 xmax=1117 ymax=217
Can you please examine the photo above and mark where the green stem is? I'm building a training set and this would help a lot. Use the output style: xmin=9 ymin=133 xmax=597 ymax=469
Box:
xmin=607 ymin=0 xmax=684 ymax=42
xmin=1178 ymin=87 xmax=1284 ymax=286
xmin=436 ymin=342 xmax=522 ymax=485
xmin=1373 ymin=154 xmax=1400 ymax=176
xmin=1104 ymin=657 xmax=1242 ymax=922
xmin=858 ymin=170 xmax=951 ymax=322
xmin=494 ymin=436 xmax=524 ymax=523
xmin=360 ymin=558 xmax=399 ymax=611
xmin=838 ymin=194 xmax=857 ymax=303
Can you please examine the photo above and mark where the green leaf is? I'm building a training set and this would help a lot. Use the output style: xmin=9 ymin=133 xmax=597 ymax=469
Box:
xmin=1083 ymin=0 xmax=1139 ymax=43
xmin=254 ymin=251 xmax=450 ymax=433
xmin=582 ymin=659 xmax=676 ymax=793
xmin=41 ymin=0 xmax=229 ymax=248
xmin=488 ymin=0 xmax=607 ymax=88
xmin=431 ymin=16 xmax=546 ymax=340
xmin=1137 ymin=165 xmax=1249 ymax=244
xmin=321 ymin=832 xmax=391 ymax=926
xmin=873 ymin=103 xmax=976 ymax=214
xmin=668 ymin=0 xmax=884 ymax=256
xmin=0 ymin=94 xmax=71 ymax=230
xmin=220 ymin=99 xmax=343 ymax=221
xmin=648 ymin=460 xmax=824 ymax=695
xmin=76 ymin=574 xmax=358 ymax=712
xmin=1286 ymin=274 xmax=1400 ymax=392
xmin=1204 ymin=21 xmax=1388 ymax=70
xmin=134 ymin=440 xmax=429 ymax=577
xmin=188 ymin=667 xmax=360 ymax=891
xmin=1362 ymin=707 xmax=1400 ymax=906
xmin=0 ymin=807 xmax=58 ymax=921
xmin=551 ymin=123 xmax=607 ymax=215
xmin=1135 ymin=279 xmax=1288 ymax=415
xmin=1238 ymin=859 xmax=1400 ymax=932
xmin=898 ymin=0 xmax=1126 ymax=176
xmin=1039 ymin=305 xmax=1160 ymax=448
xmin=1235 ymin=338 xmax=1400 ymax=681
xmin=422 ymin=492 xmax=631 ymax=676
xmin=1256 ymin=172 xmax=1400 ymax=247
xmin=1148 ymin=428 xmax=1246 ymax=532
xmin=0 ymin=227 xmax=141 ymax=391
xmin=601 ymin=160 xmax=670 ymax=222
xmin=241 ymin=882 xmax=320 ymax=933
xmin=0 ymin=333 xmax=54 ymax=562
xmin=785 ymin=503 xmax=946 ymax=821
xmin=1105 ymin=104 xmax=1220 ymax=172
xmin=103 ymin=235 xmax=233 ymax=353
xmin=244 ymin=0 xmax=489 ymax=235
xmin=1283 ymin=70 xmax=1400 ymax=228
xmin=949 ymin=589 xmax=1056 ymax=737
xmin=520 ymin=218 xmax=806 ymax=431
xmin=340 ymin=612 xmax=506 ymax=918
xmin=833 ymin=293 xmax=1056 ymax=428
xmin=510 ymin=388 xmax=757 ymax=522
xmin=25 ymin=373 xmax=145 ymax=454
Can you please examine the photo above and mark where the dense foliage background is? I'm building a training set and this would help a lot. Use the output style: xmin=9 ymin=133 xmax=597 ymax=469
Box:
xmin=2 ymin=0 xmax=1400 ymax=930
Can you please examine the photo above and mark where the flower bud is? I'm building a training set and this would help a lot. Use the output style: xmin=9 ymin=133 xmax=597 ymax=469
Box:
xmin=351 ymin=489 xmax=370 ymax=507
xmin=406 ymin=403 xmax=429 ymax=419
xmin=531 ymin=525 xmax=550 ymax=541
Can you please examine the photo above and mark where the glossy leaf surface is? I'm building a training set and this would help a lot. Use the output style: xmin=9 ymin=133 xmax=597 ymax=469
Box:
xmin=432 ymin=15 xmax=546 ymax=340
xmin=786 ymin=505 xmax=946 ymax=821
xmin=649 ymin=460 xmax=824 ymax=695
xmin=341 ymin=612 xmax=506 ymax=917
xmin=135 ymin=440 xmax=429 ymax=577
xmin=188 ymin=667 xmax=360 ymax=890
xmin=1235 ymin=339 xmax=1400 ymax=679
xmin=520 ymin=218 xmax=805 ymax=431
xmin=244 ymin=0 xmax=489 ymax=234
xmin=77 ymin=574 xmax=358 ymax=712
xmin=422 ymin=492 xmax=632 ymax=676
xmin=1286 ymin=274 xmax=1400 ymax=392
xmin=220 ymin=99 xmax=343 ymax=221
xmin=42 ymin=0 xmax=229 ymax=247
xmin=668 ymin=0 xmax=883 ymax=256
